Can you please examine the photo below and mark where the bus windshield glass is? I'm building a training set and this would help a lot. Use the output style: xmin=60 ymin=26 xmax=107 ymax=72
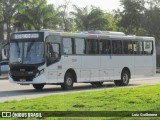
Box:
xmin=10 ymin=41 xmax=44 ymax=65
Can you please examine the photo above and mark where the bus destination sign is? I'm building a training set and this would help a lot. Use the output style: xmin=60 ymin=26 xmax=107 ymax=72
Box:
xmin=13 ymin=33 xmax=39 ymax=39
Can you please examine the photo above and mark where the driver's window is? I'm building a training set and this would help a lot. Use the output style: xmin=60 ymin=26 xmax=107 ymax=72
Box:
xmin=46 ymin=42 xmax=60 ymax=66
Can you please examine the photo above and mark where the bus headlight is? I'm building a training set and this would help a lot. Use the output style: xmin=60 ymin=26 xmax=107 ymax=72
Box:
xmin=39 ymin=69 xmax=44 ymax=75
xmin=35 ymin=69 xmax=44 ymax=77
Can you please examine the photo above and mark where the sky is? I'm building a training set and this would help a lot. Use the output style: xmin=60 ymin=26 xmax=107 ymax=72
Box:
xmin=47 ymin=0 xmax=122 ymax=12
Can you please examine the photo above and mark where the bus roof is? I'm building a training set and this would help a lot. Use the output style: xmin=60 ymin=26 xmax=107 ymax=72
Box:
xmin=11 ymin=30 xmax=155 ymax=41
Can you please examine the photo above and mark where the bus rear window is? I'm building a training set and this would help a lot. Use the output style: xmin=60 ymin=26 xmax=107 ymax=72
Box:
xmin=144 ymin=41 xmax=153 ymax=55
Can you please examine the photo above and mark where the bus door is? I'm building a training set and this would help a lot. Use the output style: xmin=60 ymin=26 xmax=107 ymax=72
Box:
xmin=81 ymin=39 xmax=100 ymax=82
xmin=45 ymin=36 xmax=62 ymax=83
xmin=99 ymin=39 xmax=113 ymax=80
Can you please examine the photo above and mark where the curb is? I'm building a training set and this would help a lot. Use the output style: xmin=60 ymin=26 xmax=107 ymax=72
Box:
xmin=0 ymin=77 xmax=8 ymax=80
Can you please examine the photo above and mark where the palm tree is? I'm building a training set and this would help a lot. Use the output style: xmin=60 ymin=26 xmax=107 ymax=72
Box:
xmin=14 ymin=0 xmax=62 ymax=30
xmin=70 ymin=5 xmax=89 ymax=31
xmin=57 ymin=0 xmax=71 ymax=31
xmin=0 ymin=5 xmax=4 ymax=41
xmin=87 ymin=7 xmax=108 ymax=30
xmin=0 ymin=0 xmax=20 ymax=42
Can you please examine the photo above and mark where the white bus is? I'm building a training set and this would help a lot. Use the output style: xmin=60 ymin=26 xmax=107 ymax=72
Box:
xmin=9 ymin=30 xmax=156 ymax=90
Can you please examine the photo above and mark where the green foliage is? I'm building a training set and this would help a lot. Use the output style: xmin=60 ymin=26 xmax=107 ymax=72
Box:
xmin=118 ymin=0 xmax=145 ymax=34
xmin=1 ymin=0 xmax=160 ymax=42
xmin=14 ymin=0 xmax=61 ymax=30
xmin=0 ymin=0 xmax=20 ymax=42
xmin=70 ymin=5 xmax=89 ymax=31
xmin=104 ymin=12 xmax=118 ymax=31
xmin=57 ymin=0 xmax=72 ymax=31
xmin=142 ymin=2 xmax=160 ymax=42
xmin=70 ymin=5 xmax=117 ymax=31
xmin=87 ymin=6 xmax=108 ymax=30
xmin=0 ymin=5 xmax=3 ymax=23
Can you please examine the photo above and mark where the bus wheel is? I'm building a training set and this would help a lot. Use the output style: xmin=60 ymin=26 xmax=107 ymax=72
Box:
xmin=61 ymin=73 xmax=74 ymax=90
xmin=114 ymin=70 xmax=130 ymax=86
xmin=91 ymin=82 xmax=103 ymax=87
xmin=33 ymin=84 xmax=44 ymax=90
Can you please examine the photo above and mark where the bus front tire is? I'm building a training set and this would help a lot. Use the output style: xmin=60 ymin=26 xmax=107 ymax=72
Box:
xmin=91 ymin=82 xmax=103 ymax=87
xmin=61 ymin=73 xmax=74 ymax=90
xmin=33 ymin=84 xmax=45 ymax=90
xmin=114 ymin=70 xmax=130 ymax=86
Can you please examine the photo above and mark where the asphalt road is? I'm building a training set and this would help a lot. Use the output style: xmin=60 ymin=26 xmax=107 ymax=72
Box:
xmin=0 ymin=74 xmax=160 ymax=102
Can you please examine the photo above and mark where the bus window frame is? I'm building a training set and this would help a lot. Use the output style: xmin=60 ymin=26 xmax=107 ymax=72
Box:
xmin=86 ymin=38 xmax=99 ymax=55
xmin=123 ymin=40 xmax=134 ymax=55
xmin=111 ymin=40 xmax=123 ymax=55
xmin=46 ymin=42 xmax=61 ymax=66
xmin=143 ymin=41 xmax=154 ymax=56
xmin=45 ymin=35 xmax=62 ymax=66
xmin=99 ymin=39 xmax=112 ymax=55
xmin=132 ymin=40 xmax=143 ymax=56
xmin=74 ymin=38 xmax=86 ymax=55
xmin=62 ymin=37 xmax=74 ymax=55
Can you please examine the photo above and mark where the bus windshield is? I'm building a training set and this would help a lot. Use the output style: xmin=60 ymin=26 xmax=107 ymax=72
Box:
xmin=10 ymin=41 xmax=44 ymax=65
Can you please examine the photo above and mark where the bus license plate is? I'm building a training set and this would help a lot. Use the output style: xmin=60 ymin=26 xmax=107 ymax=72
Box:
xmin=20 ymin=79 xmax=26 ymax=82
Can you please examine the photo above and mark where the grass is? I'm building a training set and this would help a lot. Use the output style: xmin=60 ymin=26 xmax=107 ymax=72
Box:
xmin=0 ymin=84 xmax=160 ymax=119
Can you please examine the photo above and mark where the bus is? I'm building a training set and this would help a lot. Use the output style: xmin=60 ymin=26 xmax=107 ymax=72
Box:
xmin=8 ymin=30 xmax=156 ymax=90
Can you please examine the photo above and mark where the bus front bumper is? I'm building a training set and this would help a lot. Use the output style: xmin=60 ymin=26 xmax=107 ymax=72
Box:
xmin=9 ymin=74 xmax=47 ymax=85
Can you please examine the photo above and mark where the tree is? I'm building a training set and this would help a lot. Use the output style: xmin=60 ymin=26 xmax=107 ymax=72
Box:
xmin=70 ymin=5 xmax=89 ymax=31
xmin=70 ymin=6 xmax=116 ymax=31
xmin=143 ymin=1 xmax=160 ymax=42
xmin=103 ymin=12 xmax=117 ymax=31
xmin=0 ymin=0 xmax=20 ymax=42
xmin=43 ymin=4 xmax=62 ymax=30
xmin=0 ymin=4 xmax=4 ymax=42
xmin=58 ymin=0 xmax=71 ymax=31
xmin=14 ymin=0 xmax=62 ymax=30
xmin=146 ymin=0 xmax=160 ymax=8
xmin=87 ymin=6 xmax=108 ymax=30
xmin=118 ymin=0 xmax=145 ymax=34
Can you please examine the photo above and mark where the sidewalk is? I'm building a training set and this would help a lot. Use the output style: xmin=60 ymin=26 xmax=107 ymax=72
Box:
xmin=0 ymin=74 xmax=8 ymax=80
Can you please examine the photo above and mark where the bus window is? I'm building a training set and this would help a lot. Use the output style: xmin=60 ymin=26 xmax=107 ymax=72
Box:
xmin=133 ymin=41 xmax=143 ymax=55
xmin=99 ymin=40 xmax=111 ymax=54
xmin=144 ymin=41 xmax=153 ymax=55
xmin=123 ymin=41 xmax=133 ymax=55
xmin=46 ymin=43 xmax=60 ymax=66
xmin=63 ymin=38 xmax=73 ymax=55
xmin=112 ymin=40 xmax=122 ymax=55
xmin=75 ymin=38 xmax=85 ymax=54
xmin=86 ymin=39 xmax=98 ymax=54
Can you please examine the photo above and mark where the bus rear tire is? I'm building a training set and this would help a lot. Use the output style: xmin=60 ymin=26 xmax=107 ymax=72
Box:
xmin=61 ymin=73 xmax=74 ymax=90
xmin=114 ymin=70 xmax=130 ymax=86
xmin=33 ymin=84 xmax=44 ymax=90
xmin=91 ymin=82 xmax=103 ymax=87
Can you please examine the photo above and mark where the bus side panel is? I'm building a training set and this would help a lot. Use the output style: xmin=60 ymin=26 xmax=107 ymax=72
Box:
xmin=115 ymin=56 xmax=134 ymax=79
xmin=61 ymin=55 xmax=81 ymax=82
xmin=100 ymin=56 xmax=114 ymax=81
xmin=45 ymin=61 xmax=64 ymax=83
xmin=134 ymin=56 xmax=154 ymax=77
xmin=100 ymin=56 xmax=134 ymax=81
xmin=81 ymin=56 xmax=100 ymax=82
